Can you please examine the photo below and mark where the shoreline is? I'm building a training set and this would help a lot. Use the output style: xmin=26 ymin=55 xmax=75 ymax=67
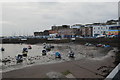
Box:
xmin=2 ymin=45 xmax=117 ymax=78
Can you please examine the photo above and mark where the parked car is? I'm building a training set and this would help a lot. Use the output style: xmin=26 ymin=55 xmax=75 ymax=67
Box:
xmin=108 ymin=35 xmax=117 ymax=38
xmin=96 ymin=35 xmax=106 ymax=38
xmin=96 ymin=44 xmax=104 ymax=47
xmin=76 ymin=36 xmax=83 ymax=38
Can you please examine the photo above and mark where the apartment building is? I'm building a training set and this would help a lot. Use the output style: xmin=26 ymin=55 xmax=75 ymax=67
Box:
xmin=92 ymin=25 xmax=110 ymax=37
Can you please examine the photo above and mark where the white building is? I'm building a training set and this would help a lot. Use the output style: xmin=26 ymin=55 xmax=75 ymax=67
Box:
xmin=92 ymin=25 xmax=110 ymax=37
xmin=92 ymin=24 xmax=118 ymax=37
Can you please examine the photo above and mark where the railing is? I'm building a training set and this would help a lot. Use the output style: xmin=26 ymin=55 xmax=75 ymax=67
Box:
xmin=105 ymin=63 xmax=120 ymax=80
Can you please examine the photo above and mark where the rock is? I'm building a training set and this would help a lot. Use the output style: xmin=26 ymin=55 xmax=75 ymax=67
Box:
xmin=46 ymin=71 xmax=65 ymax=78
xmin=66 ymin=73 xmax=75 ymax=78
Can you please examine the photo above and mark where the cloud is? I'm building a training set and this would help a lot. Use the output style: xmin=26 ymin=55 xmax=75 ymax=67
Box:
xmin=0 ymin=21 xmax=17 ymax=25
xmin=0 ymin=0 xmax=119 ymax=2
xmin=1 ymin=2 xmax=118 ymax=36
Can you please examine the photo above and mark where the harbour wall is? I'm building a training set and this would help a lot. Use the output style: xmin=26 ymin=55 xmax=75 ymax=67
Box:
xmin=1 ymin=38 xmax=120 ymax=47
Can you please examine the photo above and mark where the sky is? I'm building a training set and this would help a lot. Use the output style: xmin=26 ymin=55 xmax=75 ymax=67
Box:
xmin=0 ymin=1 xmax=119 ymax=36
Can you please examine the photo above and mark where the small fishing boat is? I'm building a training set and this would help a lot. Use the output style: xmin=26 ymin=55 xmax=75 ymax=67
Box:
xmin=68 ymin=51 xmax=75 ymax=58
xmin=28 ymin=45 xmax=32 ymax=49
xmin=16 ymin=54 xmax=23 ymax=63
xmin=55 ymin=52 xmax=61 ymax=59
xmin=22 ymin=48 xmax=28 ymax=53
xmin=42 ymin=50 xmax=47 ymax=56
xmin=1 ymin=47 xmax=5 ymax=51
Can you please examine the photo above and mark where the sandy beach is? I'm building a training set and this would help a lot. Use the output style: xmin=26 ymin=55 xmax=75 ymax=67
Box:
xmin=1 ymin=43 xmax=117 ymax=79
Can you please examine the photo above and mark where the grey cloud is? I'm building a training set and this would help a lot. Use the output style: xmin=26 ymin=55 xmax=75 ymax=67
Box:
xmin=2 ymin=2 xmax=118 ymax=36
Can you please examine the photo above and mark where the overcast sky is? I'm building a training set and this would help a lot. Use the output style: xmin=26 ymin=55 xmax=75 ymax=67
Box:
xmin=1 ymin=2 xmax=118 ymax=36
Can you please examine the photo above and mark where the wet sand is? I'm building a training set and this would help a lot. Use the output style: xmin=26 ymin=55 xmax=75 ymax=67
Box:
xmin=2 ymin=43 xmax=117 ymax=78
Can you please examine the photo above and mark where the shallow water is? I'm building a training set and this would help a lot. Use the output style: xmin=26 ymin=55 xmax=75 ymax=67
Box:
xmin=0 ymin=44 xmax=44 ymax=72
xmin=0 ymin=44 xmax=85 ymax=72
xmin=0 ymin=43 xmax=112 ymax=73
xmin=2 ymin=44 xmax=43 ymax=58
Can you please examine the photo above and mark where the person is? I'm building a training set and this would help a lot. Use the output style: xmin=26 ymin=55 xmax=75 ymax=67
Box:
xmin=16 ymin=54 xmax=23 ymax=63
xmin=55 ymin=51 xmax=61 ymax=59
xmin=68 ymin=51 xmax=75 ymax=58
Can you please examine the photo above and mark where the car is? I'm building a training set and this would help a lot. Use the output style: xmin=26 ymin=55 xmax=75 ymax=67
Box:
xmin=108 ymin=35 xmax=117 ymax=38
xmin=96 ymin=35 xmax=106 ymax=38
xmin=96 ymin=44 xmax=104 ymax=47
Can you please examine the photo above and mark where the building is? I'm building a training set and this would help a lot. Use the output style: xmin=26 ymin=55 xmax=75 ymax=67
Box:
xmin=92 ymin=25 xmax=111 ymax=37
xmin=57 ymin=28 xmax=77 ymax=38
xmin=107 ymin=26 xmax=120 ymax=36
xmin=85 ymin=27 xmax=93 ymax=37
xmin=48 ymin=30 xmax=58 ymax=38
xmin=70 ymin=24 xmax=93 ymax=37
xmin=34 ymin=32 xmax=45 ymax=36
xmin=34 ymin=30 xmax=49 ymax=36
xmin=51 ymin=25 xmax=77 ymax=38
xmin=51 ymin=25 xmax=70 ymax=30
xmin=80 ymin=26 xmax=93 ymax=37
xmin=70 ymin=24 xmax=84 ymax=29
xmin=91 ymin=19 xmax=119 ymax=37
xmin=75 ymin=29 xmax=82 ymax=36
xmin=48 ymin=30 xmax=58 ymax=34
